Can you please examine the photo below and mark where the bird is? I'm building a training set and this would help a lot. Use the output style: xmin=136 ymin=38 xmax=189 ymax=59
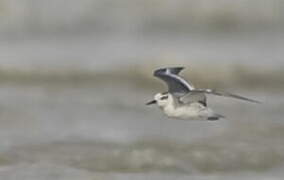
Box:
xmin=146 ymin=67 xmax=260 ymax=120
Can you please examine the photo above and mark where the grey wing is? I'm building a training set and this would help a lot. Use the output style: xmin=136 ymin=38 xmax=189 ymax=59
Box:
xmin=179 ymin=92 xmax=207 ymax=106
xmin=154 ymin=67 xmax=195 ymax=96
xmin=192 ymin=89 xmax=261 ymax=104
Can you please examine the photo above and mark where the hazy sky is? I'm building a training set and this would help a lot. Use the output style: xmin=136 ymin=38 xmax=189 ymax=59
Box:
xmin=0 ymin=0 xmax=283 ymax=69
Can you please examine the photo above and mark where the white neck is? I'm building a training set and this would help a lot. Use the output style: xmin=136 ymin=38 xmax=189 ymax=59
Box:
xmin=161 ymin=95 xmax=178 ymax=117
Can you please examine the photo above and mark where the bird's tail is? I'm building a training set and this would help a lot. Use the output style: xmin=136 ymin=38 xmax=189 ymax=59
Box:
xmin=207 ymin=113 xmax=225 ymax=121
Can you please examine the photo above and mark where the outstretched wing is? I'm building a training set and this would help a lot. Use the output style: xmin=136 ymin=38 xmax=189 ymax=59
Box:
xmin=191 ymin=89 xmax=261 ymax=104
xmin=154 ymin=67 xmax=195 ymax=96
xmin=179 ymin=92 xmax=207 ymax=106
xmin=153 ymin=67 xmax=260 ymax=104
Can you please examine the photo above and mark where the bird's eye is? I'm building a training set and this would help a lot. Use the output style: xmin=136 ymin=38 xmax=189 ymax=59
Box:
xmin=161 ymin=96 xmax=168 ymax=100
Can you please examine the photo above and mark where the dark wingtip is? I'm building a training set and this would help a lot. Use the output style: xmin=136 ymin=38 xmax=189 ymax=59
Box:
xmin=153 ymin=66 xmax=186 ymax=76
xmin=250 ymin=99 xmax=262 ymax=104
xmin=203 ymin=89 xmax=262 ymax=104
xmin=236 ymin=96 xmax=262 ymax=104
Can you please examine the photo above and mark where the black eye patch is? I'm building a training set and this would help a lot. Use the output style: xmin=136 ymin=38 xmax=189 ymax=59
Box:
xmin=160 ymin=96 xmax=168 ymax=100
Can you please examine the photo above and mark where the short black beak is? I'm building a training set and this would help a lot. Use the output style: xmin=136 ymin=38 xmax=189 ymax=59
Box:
xmin=146 ymin=100 xmax=157 ymax=105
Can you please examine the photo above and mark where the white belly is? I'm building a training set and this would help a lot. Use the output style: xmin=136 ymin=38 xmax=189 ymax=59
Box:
xmin=163 ymin=104 xmax=209 ymax=120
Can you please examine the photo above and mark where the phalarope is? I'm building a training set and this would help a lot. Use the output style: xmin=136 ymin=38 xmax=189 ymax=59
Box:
xmin=146 ymin=67 xmax=260 ymax=120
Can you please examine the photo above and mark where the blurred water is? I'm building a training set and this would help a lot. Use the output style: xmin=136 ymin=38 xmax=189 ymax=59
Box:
xmin=0 ymin=31 xmax=283 ymax=71
xmin=0 ymin=1 xmax=283 ymax=179
xmin=1 ymin=0 xmax=283 ymax=34
xmin=0 ymin=82 xmax=283 ymax=179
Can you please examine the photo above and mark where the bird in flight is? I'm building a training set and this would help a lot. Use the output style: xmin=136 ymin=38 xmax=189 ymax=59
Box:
xmin=146 ymin=67 xmax=260 ymax=120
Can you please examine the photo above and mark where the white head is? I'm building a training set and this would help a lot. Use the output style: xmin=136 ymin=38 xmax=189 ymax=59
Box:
xmin=146 ymin=92 xmax=174 ymax=108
